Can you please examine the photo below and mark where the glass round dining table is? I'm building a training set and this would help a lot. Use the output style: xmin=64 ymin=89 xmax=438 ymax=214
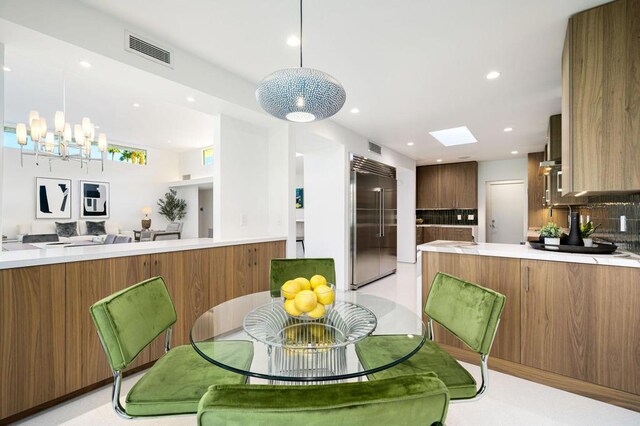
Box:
xmin=190 ymin=290 xmax=426 ymax=382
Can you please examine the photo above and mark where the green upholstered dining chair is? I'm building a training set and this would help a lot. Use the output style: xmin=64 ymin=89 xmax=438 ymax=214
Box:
xmin=269 ymin=258 xmax=336 ymax=297
xmin=197 ymin=373 xmax=449 ymax=426
xmin=90 ymin=276 xmax=254 ymax=419
xmin=356 ymin=272 xmax=506 ymax=402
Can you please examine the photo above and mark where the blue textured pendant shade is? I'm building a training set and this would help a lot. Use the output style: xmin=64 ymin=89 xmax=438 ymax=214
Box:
xmin=256 ymin=67 xmax=346 ymax=123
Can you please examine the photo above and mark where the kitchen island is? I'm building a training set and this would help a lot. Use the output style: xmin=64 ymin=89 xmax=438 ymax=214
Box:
xmin=417 ymin=241 xmax=640 ymax=412
xmin=0 ymin=237 xmax=286 ymax=423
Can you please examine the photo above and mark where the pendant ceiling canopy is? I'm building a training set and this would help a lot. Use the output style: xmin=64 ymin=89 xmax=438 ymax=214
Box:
xmin=256 ymin=0 xmax=346 ymax=123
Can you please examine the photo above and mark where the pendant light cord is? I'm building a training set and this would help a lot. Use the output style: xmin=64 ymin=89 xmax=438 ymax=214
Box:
xmin=299 ymin=0 xmax=303 ymax=68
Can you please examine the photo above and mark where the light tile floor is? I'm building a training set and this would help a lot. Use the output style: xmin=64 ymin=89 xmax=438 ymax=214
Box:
xmin=16 ymin=262 xmax=640 ymax=425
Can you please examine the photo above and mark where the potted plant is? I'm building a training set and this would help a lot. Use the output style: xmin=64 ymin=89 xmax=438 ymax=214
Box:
xmin=540 ymin=222 xmax=561 ymax=246
xmin=107 ymin=146 xmax=121 ymax=160
xmin=157 ymin=189 xmax=187 ymax=222
xmin=580 ymin=221 xmax=600 ymax=247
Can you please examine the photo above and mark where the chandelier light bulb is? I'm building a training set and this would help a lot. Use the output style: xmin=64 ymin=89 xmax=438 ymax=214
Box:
xmin=82 ymin=117 xmax=92 ymax=135
xmin=39 ymin=117 xmax=48 ymax=136
xmin=45 ymin=132 xmax=55 ymax=151
xmin=30 ymin=119 xmax=41 ymax=142
xmin=16 ymin=123 xmax=28 ymax=145
xmin=89 ymin=123 xmax=96 ymax=141
xmin=63 ymin=123 xmax=72 ymax=142
xmin=28 ymin=110 xmax=39 ymax=124
xmin=97 ymin=133 xmax=108 ymax=152
xmin=54 ymin=111 xmax=65 ymax=133
xmin=74 ymin=124 xmax=85 ymax=146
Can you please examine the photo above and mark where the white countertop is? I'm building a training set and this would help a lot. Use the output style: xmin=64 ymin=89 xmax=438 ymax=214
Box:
xmin=0 ymin=236 xmax=286 ymax=270
xmin=418 ymin=240 xmax=640 ymax=268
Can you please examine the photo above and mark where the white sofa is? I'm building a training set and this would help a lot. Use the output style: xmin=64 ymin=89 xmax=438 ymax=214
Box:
xmin=17 ymin=220 xmax=123 ymax=243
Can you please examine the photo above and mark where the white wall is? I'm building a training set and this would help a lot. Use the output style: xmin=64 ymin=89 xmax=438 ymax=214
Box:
xmin=295 ymin=156 xmax=304 ymax=221
xmin=198 ymin=188 xmax=213 ymax=237
xmin=174 ymin=185 xmax=198 ymax=239
xmin=477 ymin=158 xmax=528 ymax=243
xmin=1 ymin=146 xmax=180 ymax=237
xmin=0 ymin=43 xmax=4 ymax=239
xmin=179 ymin=146 xmax=214 ymax=180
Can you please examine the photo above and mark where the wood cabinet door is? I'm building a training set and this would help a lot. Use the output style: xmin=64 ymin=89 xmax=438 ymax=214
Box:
xmin=455 ymin=162 xmax=478 ymax=209
xmin=416 ymin=227 xmax=424 ymax=245
xmin=439 ymin=227 xmax=473 ymax=242
xmin=422 ymin=227 xmax=441 ymax=243
xmin=416 ymin=166 xmax=440 ymax=208
xmin=437 ymin=164 xmax=458 ymax=208
xmin=521 ymin=260 xmax=640 ymax=394
xmin=0 ymin=265 xmax=66 ymax=420
xmin=150 ymin=250 xmax=210 ymax=347
xmin=65 ymin=256 xmax=153 ymax=393
xmin=422 ymin=252 xmax=521 ymax=363
xmin=254 ymin=241 xmax=286 ymax=293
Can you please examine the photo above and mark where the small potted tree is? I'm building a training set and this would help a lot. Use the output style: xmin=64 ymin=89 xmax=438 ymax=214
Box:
xmin=580 ymin=221 xmax=600 ymax=247
xmin=540 ymin=222 xmax=561 ymax=246
xmin=157 ymin=189 xmax=187 ymax=223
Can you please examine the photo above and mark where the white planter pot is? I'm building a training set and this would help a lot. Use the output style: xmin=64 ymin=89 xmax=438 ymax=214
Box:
xmin=583 ymin=238 xmax=593 ymax=247
xmin=544 ymin=237 xmax=560 ymax=246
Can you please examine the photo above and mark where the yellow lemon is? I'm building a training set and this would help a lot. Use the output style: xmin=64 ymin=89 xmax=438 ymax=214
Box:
xmin=284 ymin=299 xmax=302 ymax=317
xmin=314 ymin=285 xmax=335 ymax=305
xmin=307 ymin=303 xmax=326 ymax=319
xmin=294 ymin=290 xmax=318 ymax=313
xmin=281 ymin=280 xmax=301 ymax=299
xmin=310 ymin=275 xmax=327 ymax=290
xmin=294 ymin=277 xmax=311 ymax=291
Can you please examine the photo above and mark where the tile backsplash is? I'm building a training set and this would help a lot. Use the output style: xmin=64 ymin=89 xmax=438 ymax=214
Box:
xmin=417 ymin=209 xmax=478 ymax=226
xmin=577 ymin=193 xmax=640 ymax=255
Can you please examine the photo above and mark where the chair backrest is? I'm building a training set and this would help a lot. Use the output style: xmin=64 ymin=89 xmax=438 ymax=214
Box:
xmin=153 ymin=232 xmax=180 ymax=241
xmin=104 ymin=234 xmax=117 ymax=244
xmin=425 ymin=272 xmax=506 ymax=355
xmin=90 ymin=276 xmax=177 ymax=371
xmin=113 ymin=235 xmax=132 ymax=244
xmin=22 ymin=234 xmax=59 ymax=243
xmin=269 ymin=258 xmax=336 ymax=297
xmin=197 ymin=373 xmax=449 ymax=426
xmin=166 ymin=222 xmax=182 ymax=232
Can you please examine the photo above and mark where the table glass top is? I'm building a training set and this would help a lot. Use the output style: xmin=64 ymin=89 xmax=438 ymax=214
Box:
xmin=190 ymin=291 xmax=426 ymax=382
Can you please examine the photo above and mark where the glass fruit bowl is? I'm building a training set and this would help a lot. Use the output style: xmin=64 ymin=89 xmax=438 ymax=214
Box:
xmin=281 ymin=283 xmax=336 ymax=321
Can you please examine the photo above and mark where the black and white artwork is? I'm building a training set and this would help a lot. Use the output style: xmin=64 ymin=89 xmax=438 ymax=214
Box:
xmin=36 ymin=177 xmax=72 ymax=219
xmin=80 ymin=180 xmax=110 ymax=219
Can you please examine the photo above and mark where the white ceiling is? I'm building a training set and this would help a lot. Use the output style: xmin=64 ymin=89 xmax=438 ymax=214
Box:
xmin=75 ymin=0 xmax=606 ymax=164
xmin=1 ymin=20 xmax=277 ymax=152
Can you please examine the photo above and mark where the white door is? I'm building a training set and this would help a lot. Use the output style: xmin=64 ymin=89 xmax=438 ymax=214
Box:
xmin=487 ymin=181 xmax=525 ymax=244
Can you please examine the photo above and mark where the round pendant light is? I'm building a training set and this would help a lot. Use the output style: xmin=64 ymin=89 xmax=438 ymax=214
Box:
xmin=256 ymin=0 xmax=346 ymax=123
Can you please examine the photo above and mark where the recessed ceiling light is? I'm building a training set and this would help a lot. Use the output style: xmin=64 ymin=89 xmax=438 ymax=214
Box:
xmin=486 ymin=70 xmax=501 ymax=80
xmin=187 ymin=96 xmax=195 ymax=102
xmin=458 ymin=156 xmax=471 ymax=160
xmin=407 ymin=142 xmax=414 ymax=146
xmin=167 ymin=140 xmax=172 ymax=144
xmin=287 ymin=35 xmax=301 ymax=46
xmin=511 ymin=150 xmax=519 ymax=154
xmin=79 ymin=61 xmax=92 ymax=68
xmin=436 ymin=159 xmax=443 ymax=163
xmin=295 ymin=152 xmax=304 ymax=157
xmin=429 ymin=126 xmax=478 ymax=147
xmin=132 ymin=103 xmax=140 ymax=108
xmin=350 ymin=107 xmax=360 ymax=114
xmin=2 ymin=66 xmax=11 ymax=72
xmin=504 ymin=127 xmax=513 ymax=132
xmin=94 ymin=125 xmax=100 ymax=129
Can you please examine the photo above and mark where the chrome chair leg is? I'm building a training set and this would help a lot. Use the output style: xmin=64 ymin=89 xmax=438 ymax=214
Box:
xmin=111 ymin=370 xmax=132 ymax=419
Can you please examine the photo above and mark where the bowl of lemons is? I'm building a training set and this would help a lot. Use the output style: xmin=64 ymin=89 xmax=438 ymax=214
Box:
xmin=281 ymin=275 xmax=336 ymax=320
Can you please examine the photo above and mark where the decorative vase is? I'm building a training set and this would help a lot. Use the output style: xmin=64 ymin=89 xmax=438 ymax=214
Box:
xmin=544 ymin=237 xmax=560 ymax=246
xmin=583 ymin=238 xmax=593 ymax=247
xmin=141 ymin=217 xmax=151 ymax=230
xmin=567 ymin=212 xmax=584 ymax=246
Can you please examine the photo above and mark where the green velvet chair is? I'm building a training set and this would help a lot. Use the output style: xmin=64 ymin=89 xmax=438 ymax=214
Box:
xmin=90 ymin=276 xmax=254 ymax=419
xmin=197 ymin=373 xmax=449 ymax=425
xmin=356 ymin=272 xmax=506 ymax=402
xmin=269 ymin=258 xmax=336 ymax=297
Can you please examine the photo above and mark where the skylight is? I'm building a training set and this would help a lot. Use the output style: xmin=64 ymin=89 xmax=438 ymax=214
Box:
xmin=429 ymin=126 xmax=478 ymax=147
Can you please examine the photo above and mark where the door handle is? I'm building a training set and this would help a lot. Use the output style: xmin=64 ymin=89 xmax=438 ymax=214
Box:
xmin=254 ymin=248 xmax=258 ymax=266
xmin=557 ymin=171 xmax=563 ymax=194
xmin=524 ymin=266 xmax=530 ymax=292
xmin=381 ymin=188 xmax=385 ymax=237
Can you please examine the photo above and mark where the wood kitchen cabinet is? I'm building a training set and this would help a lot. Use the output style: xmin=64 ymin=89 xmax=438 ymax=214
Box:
xmin=422 ymin=252 xmax=521 ymax=363
xmin=562 ymin=0 xmax=640 ymax=194
xmin=416 ymin=227 xmax=424 ymax=245
xmin=420 ymin=226 xmax=473 ymax=243
xmin=416 ymin=162 xmax=477 ymax=209
xmin=528 ymin=152 xmax=546 ymax=228
xmin=521 ymin=260 xmax=640 ymax=395
xmin=65 ymin=255 xmax=156 ymax=393
xmin=0 ymin=265 xmax=67 ymax=420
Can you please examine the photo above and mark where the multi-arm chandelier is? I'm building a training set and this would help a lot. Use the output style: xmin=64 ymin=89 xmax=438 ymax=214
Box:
xmin=15 ymin=110 xmax=107 ymax=171
xmin=256 ymin=0 xmax=346 ymax=123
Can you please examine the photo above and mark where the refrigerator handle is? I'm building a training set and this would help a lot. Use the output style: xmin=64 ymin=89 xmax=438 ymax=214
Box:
xmin=381 ymin=188 xmax=385 ymax=237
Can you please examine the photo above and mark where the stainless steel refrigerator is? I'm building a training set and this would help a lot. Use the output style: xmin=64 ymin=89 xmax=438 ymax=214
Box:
xmin=350 ymin=156 xmax=397 ymax=289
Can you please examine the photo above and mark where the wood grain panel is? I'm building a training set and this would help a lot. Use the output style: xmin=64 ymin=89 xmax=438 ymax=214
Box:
xmin=521 ymin=259 xmax=640 ymax=394
xmin=0 ymin=265 xmax=66 ymax=420
xmin=151 ymin=249 xmax=210 ymax=347
xmin=65 ymin=256 xmax=152 ymax=393
xmin=416 ymin=165 xmax=440 ymax=209
xmin=527 ymin=152 xmax=546 ymax=228
xmin=561 ymin=24 xmax=573 ymax=194
xmin=439 ymin=227 xmax=473 ymax=242
xmin=456 ymin=161 xmax=478 ymax=209
xmin=422 ymin=227 xmax=441 ymax=243
xmin=422 ymin=252 xmax=521 ymax=363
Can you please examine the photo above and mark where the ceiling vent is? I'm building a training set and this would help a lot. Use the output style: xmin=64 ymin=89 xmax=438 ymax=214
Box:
xmin=367 ymin=140 xmax=382 ymax=155
xmin=125 ymin=31 xmax=173 ymax=68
